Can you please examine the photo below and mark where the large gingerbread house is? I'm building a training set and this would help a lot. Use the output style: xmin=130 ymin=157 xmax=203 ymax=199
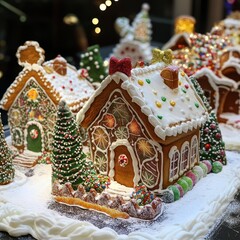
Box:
xmin=0 ymin=41 xmax=95 ymax=167
xmin=77 ymin=52 xmax=208 ymax=191
xmin=163 ymin=33 xmax=240 ymax=128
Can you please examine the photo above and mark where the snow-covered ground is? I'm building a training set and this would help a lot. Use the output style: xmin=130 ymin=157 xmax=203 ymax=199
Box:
xmin=0 ymin=151 xmax=240 ymax=240
xmin=219 ymin=123 xmax=240 ymax=151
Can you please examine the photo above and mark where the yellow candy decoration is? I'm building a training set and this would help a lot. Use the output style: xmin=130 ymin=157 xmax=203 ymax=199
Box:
xmin=151 ymin=48 xmax=173 ymax=65
xmin=138 ymin=79 xmax=144 ymax=86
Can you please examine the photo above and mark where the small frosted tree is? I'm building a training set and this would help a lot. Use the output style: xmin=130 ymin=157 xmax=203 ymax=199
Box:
xmin=79 ymin=44 xmax=107 ymax=83
xmin=0 ymin=113 xmax=14 ymax=185
xmin=51 ymin=100 xmax=96 ymax=189
xmin=190 ymin=77 xmax=227 ymax=165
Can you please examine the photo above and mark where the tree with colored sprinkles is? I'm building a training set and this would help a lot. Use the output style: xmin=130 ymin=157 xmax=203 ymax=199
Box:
xmin=51 ymin=100 xmax=96 ymax=189
xmin=190 ymin=77 xmax=227 ymax=165
xmin=0 ymin=113 xmax=14 ymax=185
xmin=200 ymin=111 xmax=227 ymax=165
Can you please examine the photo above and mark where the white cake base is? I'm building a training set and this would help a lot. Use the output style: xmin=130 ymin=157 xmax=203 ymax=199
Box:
xmin=0 ymin=151 xmax=240 ymax=240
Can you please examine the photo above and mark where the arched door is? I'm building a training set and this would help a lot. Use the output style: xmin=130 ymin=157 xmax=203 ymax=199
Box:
xmin=26 ymin=123 xmax=42 ymax=152
xmin=113 ymin=145 xmax=134 ymax=187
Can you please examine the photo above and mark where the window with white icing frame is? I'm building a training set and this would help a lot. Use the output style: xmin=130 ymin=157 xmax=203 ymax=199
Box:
xmin=180 ymin=141 xmax=190 ymax=175
xmin=190 ymin=135 xmax=198 ymax=167
xmin=169 ymin=146 xmax=180 ymax=182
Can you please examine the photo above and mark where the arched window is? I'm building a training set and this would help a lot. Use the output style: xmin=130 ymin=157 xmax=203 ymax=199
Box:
xmin=169 ymin=146 xmax=180 ymax=182
xmin=190 ymin=136 xmax=198 ymax=167
xmin=180 ymin=142 xmax=190 ymax=174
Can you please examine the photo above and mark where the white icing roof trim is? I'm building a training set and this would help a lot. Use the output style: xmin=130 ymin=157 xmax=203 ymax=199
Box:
xmin=192 ymin=67 xmax=238 ymax=89
xmin=162 ymin=32 xmax=191 ymax=50
xmin=77 ymin=62 xmax=208 ymax=140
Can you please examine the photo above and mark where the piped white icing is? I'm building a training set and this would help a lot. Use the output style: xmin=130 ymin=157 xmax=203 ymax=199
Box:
xmin=78 ymin=63 xmax=208 ymax=141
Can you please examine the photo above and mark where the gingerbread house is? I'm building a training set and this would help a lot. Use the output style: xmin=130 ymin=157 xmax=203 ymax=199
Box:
xmin=163 ymin=32 xmax=240 ymax=128
xmin=210 ymin=12 xmax=240 ymax=46
xmin=0 ymin=41 xmax=95 ymax=167
xmin=110 ymin=3 xmax=152 ymax=66
xmin=77 ymin=51 xmax=208 ymax=192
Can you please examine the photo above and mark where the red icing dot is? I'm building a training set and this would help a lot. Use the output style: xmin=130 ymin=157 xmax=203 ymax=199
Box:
xmin=69 ymin=80 xmax=72 ymax=84
xmin=70 ymin=88 xmax=73 ymax=91
xmin=62 ymin=86 xmax=65 ymax=89
xmin=52 ymin=76 xmax=56 ymax=79
xmin=121 ymin=51 xmax=125 ymax=55
xmin=184 ymin=84 xmax=189 ymax=89
xmin=125 ymin=47 xmax=129 ymax=51
xmin=131 ymin=48 xmax=135 ymax=52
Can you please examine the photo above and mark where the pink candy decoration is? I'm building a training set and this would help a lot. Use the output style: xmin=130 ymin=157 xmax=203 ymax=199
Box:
xmin=185 ymin=171 xmax=197 ymax=186
xmin=202 ymin=160 xmax=212 ymax=173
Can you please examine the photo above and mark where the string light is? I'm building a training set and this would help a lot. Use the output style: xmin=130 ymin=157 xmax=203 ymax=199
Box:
xmin=92 ymin=18 xmax=99 ymax=25
xmin=105 ymin=0 xmax=112 ymax=6
xmin=95 ymin=27 xmax=101 ymax=34
xmin=99 ymin=3 xmax=107 ymax=11
xmin=95 ymin=0 xmax=119 ymax=36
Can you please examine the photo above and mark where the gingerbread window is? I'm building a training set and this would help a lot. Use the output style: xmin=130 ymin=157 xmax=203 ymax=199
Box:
xmin=190 ymin=136 xmax=198 ymax=167
xmin=180 ymin=142 xmax=190 ymax=174
xmin=169 ymin=146 xmax=180 ymax=181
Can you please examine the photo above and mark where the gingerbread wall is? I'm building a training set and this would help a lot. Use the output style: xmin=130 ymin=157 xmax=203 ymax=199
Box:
xmin=87 ymin=90 xmax=163 ymax=191
xmin=161 ymin=129 xmax=200 ymax=189
xmin=8 ymin=77 xmax=57 ymax=152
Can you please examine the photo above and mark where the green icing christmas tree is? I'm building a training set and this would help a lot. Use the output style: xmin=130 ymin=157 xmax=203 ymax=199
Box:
xmin=199 ymin=111 xmax=227 ymax=165
xmin=190 ymin=77 xmax=227 ymax=165
xmin=79 ymin=44 xmax=107 ymax=83
xmin=0 ymin=113 xmax=14 ymax=185
xmin=51 ymin=100 xmax=96 ymax=190
xmin=190 ymin=77 xmax=212 ymax=112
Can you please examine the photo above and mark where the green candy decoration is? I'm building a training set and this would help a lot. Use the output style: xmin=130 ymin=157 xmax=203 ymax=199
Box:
xmin=212 ymin=161 xmax=223 ymax=173
xmin=177 ymin=178 xmax=189 ymax=194
xmin=181 ymin=176 xmax=193 ymax=190
xmin=168 ymin=185 xmax=180 ymax=201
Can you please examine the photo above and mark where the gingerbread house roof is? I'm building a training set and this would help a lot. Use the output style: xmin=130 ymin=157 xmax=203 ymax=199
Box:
xmin=0 ymin=41 xmax=95 ymax=112
xmin=162 ymin=32 xmax=191 ymax=50
xmin=77 ymin=58 xmax=208 ymax=141
xmin=192 ymin=67 xmax=237 ymax=89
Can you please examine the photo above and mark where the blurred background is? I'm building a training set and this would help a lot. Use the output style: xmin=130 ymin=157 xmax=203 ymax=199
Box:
xmin=0 ymin=0 xmax=240 ymax=124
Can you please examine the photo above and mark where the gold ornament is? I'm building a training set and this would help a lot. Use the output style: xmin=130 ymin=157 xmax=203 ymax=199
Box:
xmin=151 ymin=49 xmax=173 ymax=65
xmin=174 ymin=15 xmax=195 ymax=34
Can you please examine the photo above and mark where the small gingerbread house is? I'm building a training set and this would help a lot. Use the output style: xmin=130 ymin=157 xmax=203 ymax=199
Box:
xmin=163 ymin=32 xmax=240 ymax=128
xmin=77 ymin=51 xmax=208 ymax=191
xmin=0 ymin=41 xmax=95 ymax=166
xmin=110 ymin=3 xmax=152 ymax=66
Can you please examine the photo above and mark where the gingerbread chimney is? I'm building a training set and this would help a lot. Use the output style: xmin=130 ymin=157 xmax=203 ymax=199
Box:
xmin=53 ymin=55 xmax=67 ymax=76
xmin=160 ymin=66 xmax=179 ymax=89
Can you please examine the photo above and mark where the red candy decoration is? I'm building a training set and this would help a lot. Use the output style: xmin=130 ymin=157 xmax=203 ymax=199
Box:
xmin=205 ymin=143 xmax=211 ymax=151
xmin=109 ymin=57 xmax=132 ymax=77
xmin=80 ymin=68 xmax=89 ymax=78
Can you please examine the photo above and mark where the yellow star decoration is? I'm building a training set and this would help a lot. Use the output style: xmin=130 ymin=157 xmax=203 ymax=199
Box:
xmin=151 ymin=49 xmax=173 ymax=65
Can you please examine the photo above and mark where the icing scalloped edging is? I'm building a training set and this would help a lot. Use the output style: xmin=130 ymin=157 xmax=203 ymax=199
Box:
xmin=77 ymin=63 xmax=208 ymax=141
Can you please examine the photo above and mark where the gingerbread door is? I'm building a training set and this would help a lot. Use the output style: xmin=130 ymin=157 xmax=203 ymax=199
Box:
xmin=26 ymin=123 xmax=42 ymax=152
xmin=110 ymin=141 xmax=140 ymax=188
